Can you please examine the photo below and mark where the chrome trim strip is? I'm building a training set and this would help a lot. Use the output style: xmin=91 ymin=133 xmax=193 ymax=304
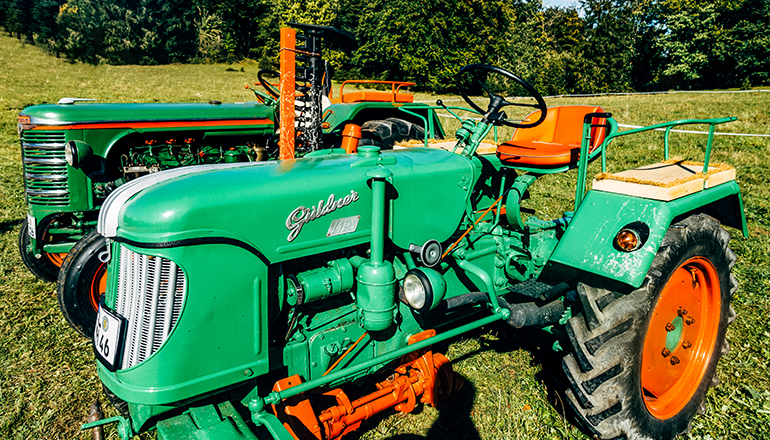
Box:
xmin=25 ymin=189 xmax=69 ymax=196
xmin=22 ymin=142 xmax=66 ymax=149
xmin=24 ymin=157 xmax=67 ymax=165
xmin=24 ymin=173 xmax=68 ymax=181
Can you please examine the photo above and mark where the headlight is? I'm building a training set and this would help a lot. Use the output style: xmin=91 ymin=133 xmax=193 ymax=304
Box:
xmin=400 ymin=268 xmax=446 ymax=312
xmin=64 ymin=140 xmax=93 ymax=168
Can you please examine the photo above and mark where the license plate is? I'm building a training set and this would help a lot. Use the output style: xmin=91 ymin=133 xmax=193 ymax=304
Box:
xmin=27 ymin=215 xmax=36 ymax=239
xmin=94 ymin=304 xmax=124 ymax=370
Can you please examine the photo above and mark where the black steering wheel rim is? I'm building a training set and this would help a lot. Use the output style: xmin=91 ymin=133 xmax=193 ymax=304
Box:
xmin=257 ymin=69 xmax=280 ymax=99
xmin=457 ymin=64 xmax=547 ymax=128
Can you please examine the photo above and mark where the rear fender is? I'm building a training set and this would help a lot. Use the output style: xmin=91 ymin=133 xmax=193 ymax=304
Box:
xmin=547 ymin=181 xmax=746 ymax=288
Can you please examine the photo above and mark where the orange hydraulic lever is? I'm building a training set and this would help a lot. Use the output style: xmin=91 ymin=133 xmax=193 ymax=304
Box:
xmin=279 ymin=27 xmax=296 ymax=160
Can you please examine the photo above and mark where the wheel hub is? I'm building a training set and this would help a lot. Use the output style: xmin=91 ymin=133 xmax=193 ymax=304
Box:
xmin=641 ymin=256 xmax=721 ymax=419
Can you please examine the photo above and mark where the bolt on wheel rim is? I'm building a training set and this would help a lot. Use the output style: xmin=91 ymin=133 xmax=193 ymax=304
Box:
xmin=641 ymin=256 xmax=721 ymax=419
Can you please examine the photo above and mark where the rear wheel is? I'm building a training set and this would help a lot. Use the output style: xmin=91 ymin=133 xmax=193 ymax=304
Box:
xmin=58 ymin=230 xmax=108 ymax=338
xmin=359 ymin=117 xmax=425 ymax=149
xmin=18 ymin=215 xmax=70 ymax=282
xmin=562 ymin=214 xmax=737 ymax=439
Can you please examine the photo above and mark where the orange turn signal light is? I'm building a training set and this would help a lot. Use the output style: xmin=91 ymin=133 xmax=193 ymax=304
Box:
xmin=615 ymin=229 xmax=641 ymax=252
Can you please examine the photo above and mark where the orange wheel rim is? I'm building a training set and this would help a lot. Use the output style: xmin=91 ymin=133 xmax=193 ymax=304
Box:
xmin=641 ymin=256 xmax=721 ymax=419
xmin=44 ymin=252 xmax=67 ymax=268
xmin=41 ymin=216 xmax=68 ymax=268
xmin=89 ymin=263 xmax=108 ymax=312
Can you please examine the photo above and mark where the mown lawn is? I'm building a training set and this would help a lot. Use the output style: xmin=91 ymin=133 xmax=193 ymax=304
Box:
xmin=1 ymin=34 xmax=768 ymax=440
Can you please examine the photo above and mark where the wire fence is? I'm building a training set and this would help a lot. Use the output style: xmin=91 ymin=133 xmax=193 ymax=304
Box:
xmin=423 ymin=89 xmax=770 ymax=138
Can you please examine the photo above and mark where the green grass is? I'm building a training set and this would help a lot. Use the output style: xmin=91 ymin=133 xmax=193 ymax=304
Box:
xmin=1 ymin=34 xmax=769 ymax=440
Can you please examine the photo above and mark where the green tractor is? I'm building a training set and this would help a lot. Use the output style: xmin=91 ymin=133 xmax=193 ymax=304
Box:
xmin=16 ymin=23 xmax=443 ymax=338
xmin=84 ymin=64 xmax=744 ymax=440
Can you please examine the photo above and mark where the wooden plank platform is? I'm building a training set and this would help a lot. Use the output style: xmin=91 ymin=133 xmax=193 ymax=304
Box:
xmin=394 ymin=140 xmax=498 ymax=155
xmin=592 ymin=161 xmax=736 ymax=201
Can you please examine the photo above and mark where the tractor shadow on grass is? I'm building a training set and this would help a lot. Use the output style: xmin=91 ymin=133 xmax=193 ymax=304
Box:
xmin=351 ymin=372 xmax=482 ymax=440
xmin=0 ymin=218 xmax=23 ymax=235
xmin=346 ymin=324 xmax=580 ymax=440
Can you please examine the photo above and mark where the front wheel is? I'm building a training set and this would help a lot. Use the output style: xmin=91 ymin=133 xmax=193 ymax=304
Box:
xmin=562 ymin=214 xmax=737 ymax=439
xmin=58 ymin=230 xmax=109 ymax=338
xmin=18 ymin=215 xmax=69 ymax=282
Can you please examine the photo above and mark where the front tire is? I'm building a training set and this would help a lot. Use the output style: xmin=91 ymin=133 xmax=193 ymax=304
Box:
xmin=18 ymin=215 xmax=69 ymax=282
xmin=58 ymin=230 xmax=109 ymax=338
xmin=562 ymin=214 xmax=737 ymax=439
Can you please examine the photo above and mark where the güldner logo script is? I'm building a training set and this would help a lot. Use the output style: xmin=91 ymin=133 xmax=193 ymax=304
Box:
xmin=286 ymin=190 xmax=360 ymax=242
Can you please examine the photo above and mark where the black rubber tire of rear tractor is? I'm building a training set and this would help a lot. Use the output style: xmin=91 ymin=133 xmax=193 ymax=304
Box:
xmin=562 ymin=214 xmax=737 ymax=440
xmin=359 ymin=117 xmax=425 ymax=149
xmin=58 ymin=230 xmax=109 ymax=339
xmin=18 ymin=216 xmax=65 ymax=282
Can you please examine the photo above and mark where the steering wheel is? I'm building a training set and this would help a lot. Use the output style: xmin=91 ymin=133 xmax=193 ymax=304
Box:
xmin=457 ymin=64 xmax=547 ymax=128
xmin=257 ymin=69 xmax=280 ymax=99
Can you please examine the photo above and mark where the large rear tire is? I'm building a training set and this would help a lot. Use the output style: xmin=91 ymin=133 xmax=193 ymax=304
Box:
xmin=359 ymin=117 xmax=425 ymax=149
xmin=562 ymin=214 xmax=737 ymax=440
xmin=58 ymin=230 xmax=108 ymax=338
xmin=18 ymin=215 xmax=69 ymax=282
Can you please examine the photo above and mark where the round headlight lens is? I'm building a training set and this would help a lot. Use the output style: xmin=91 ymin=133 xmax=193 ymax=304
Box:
xmin=403 ymin=273 xmax=426 ymax=309
xmin=64 ymin=141 xmax=76 ymax=167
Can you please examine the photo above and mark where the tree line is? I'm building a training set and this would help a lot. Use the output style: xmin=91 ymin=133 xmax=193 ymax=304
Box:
xmin=1 ymin=0 xmax=768 ymax=94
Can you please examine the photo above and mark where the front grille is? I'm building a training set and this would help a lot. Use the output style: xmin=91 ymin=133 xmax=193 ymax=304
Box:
xmin=21 ymin=131 xmax=70 ymax=206
xmin=115 ymin=245 xmax=186 ymax=370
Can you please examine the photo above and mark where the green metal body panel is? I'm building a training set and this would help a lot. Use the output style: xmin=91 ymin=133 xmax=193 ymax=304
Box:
xmin=548 ymin=180 xmax=745 ymax=288
xmin=19 ymin=100 xmax=442 ymax=261
xmin=110 ymin=148 xmax=473 ymax=262
xmin=98 ymin=242 xmax=269 ymax=406
xmin=21 ymin=102 xmax=275 ymax=125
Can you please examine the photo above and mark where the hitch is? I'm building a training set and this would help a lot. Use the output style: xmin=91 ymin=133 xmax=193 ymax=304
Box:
xmin=270 ymin=334 xmax=462 ymax=440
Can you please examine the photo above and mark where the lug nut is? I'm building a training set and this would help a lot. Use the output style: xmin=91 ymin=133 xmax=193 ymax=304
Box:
xmin=662 ymin=348 xmax=671 ymax=357
xmin=666 ymin=322 xmax=676 ymax=332
xmin=678 ymin=307 xmax=688 ymax=316
xmin=682 ymin=340 xmax=692 ymax=349
xmin=685 ymin=316 xmax=695 ymax=325
xmin=670 ymin=356 xmax=680 ymax=365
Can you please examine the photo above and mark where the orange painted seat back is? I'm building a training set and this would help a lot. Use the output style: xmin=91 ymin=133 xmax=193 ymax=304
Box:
xmin=497 ymin=105 xmax=607 ymax=168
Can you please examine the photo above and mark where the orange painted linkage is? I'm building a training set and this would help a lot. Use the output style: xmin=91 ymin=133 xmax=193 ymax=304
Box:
xmin=279 ymin=27 xmax=296 ymax=160
xmin=270 ymin=342 xmax=462 ymax=440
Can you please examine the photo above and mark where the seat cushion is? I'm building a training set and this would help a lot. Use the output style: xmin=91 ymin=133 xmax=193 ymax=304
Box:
xmin=497 ymin=105 xmax=606 ymax=168
xmin=497 ymin=140 xmax=581 ymax=167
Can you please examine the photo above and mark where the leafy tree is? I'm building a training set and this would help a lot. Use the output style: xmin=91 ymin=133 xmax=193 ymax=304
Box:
xmin=575 ymin=0 xmax=636 ymax=92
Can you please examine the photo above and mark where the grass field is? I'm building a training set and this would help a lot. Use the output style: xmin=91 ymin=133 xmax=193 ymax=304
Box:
xmin=1 ymin=34 xmax=769 ymax=440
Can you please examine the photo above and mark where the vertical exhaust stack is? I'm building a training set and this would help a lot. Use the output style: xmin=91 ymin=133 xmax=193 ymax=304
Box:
xmin=356 ymin=147 xmax=396 ymax=332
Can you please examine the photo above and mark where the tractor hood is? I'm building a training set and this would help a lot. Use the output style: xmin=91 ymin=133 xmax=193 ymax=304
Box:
xmin=19 ymin=102 xmax=274 ymax=127
xmin=97 ymin=148 xmax=474 ymax=262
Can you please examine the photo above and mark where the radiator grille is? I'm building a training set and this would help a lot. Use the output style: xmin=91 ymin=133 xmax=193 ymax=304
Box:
xmin=115 ymin=245 xmax=186 ymax=369
xmin=21 ymin=131 xmax=70 ymax=206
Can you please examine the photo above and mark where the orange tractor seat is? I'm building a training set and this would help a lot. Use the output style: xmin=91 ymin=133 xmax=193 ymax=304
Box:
xmin=497 ymin=105 xmax=608 ymax=168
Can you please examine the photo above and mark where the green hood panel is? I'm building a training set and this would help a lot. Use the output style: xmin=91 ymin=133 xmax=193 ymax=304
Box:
xmin=101 ymin=148 xmax=473 ymax=262
xmin=21 ymin=102 xmax=275 ymax=126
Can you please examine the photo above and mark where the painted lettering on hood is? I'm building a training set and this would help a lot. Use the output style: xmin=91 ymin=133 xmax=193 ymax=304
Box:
xmin=286 ymin=190 xmax=360 ymax=242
